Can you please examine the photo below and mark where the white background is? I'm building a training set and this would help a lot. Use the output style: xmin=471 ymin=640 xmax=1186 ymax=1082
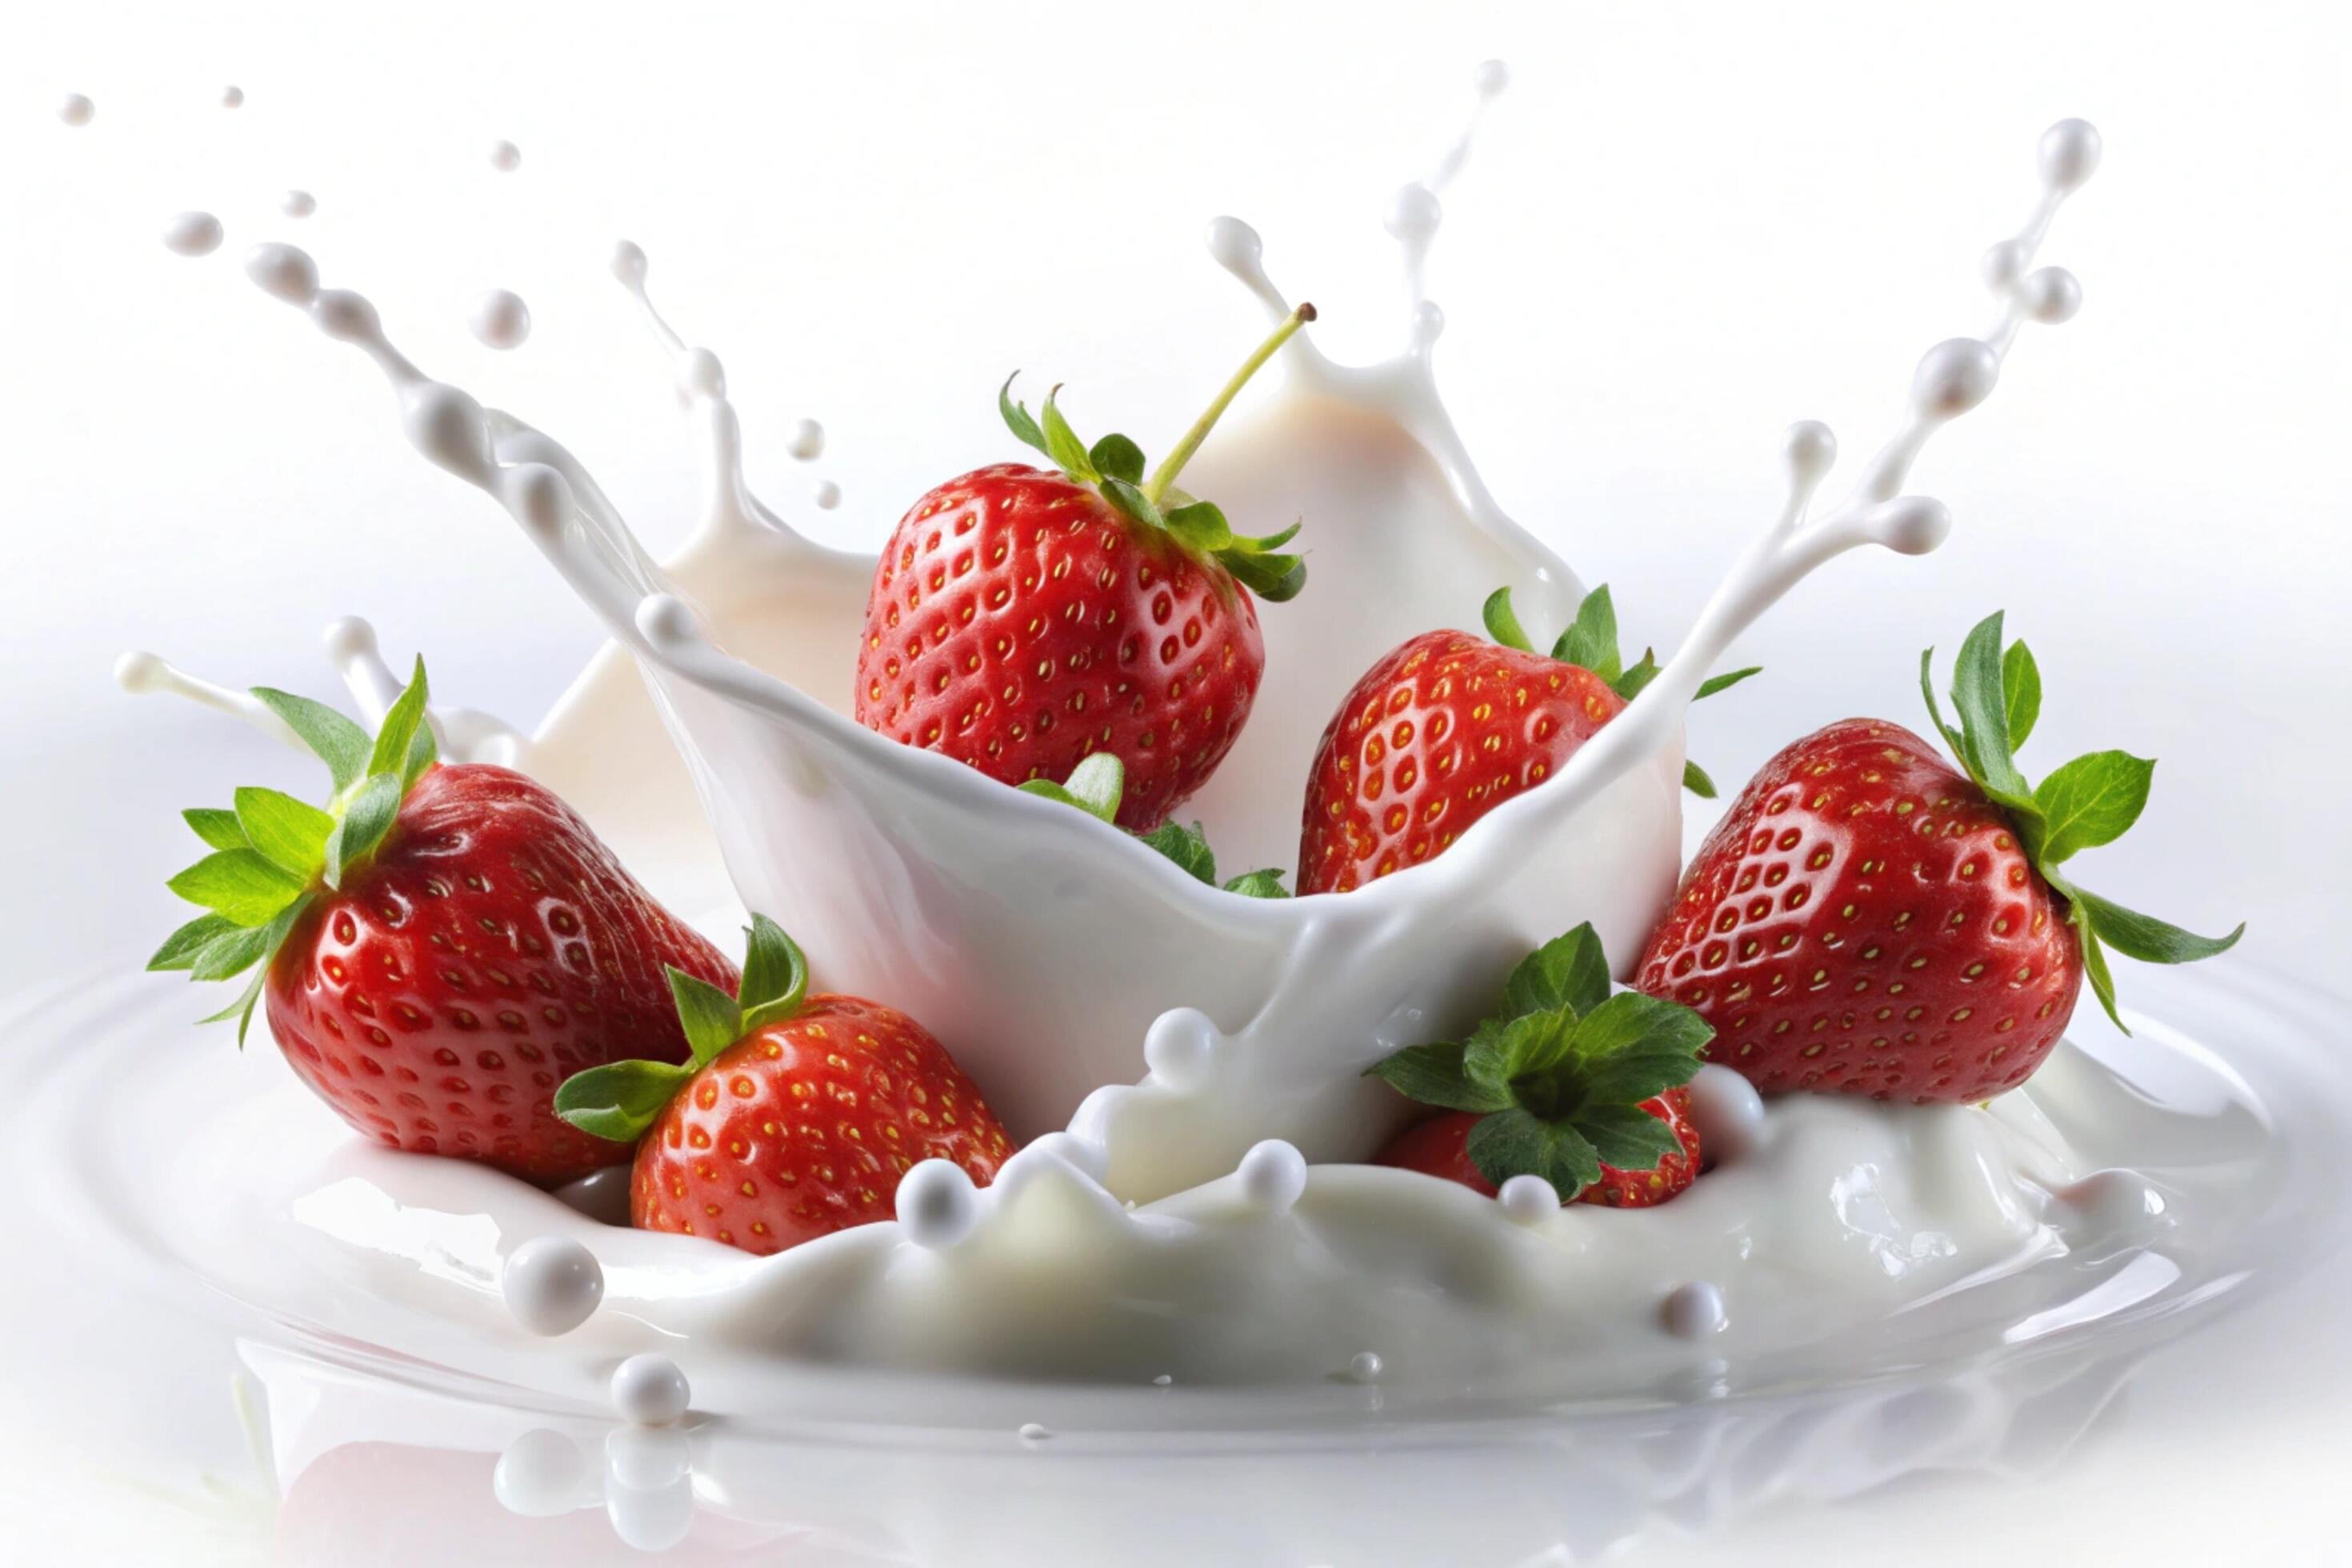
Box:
xmin=4 ymin=2 xmax=2349 ymax=1562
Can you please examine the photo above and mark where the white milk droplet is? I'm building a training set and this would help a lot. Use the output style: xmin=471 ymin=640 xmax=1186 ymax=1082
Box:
xmin=1497 ymin=1173 xmax=1561 ymax=1224
xmin=1151 ymin=1373 xmax=1174 ymax=1387
xmin=1473 ymin=59 xmax=1510 ymax=98
xmin=494 ymin=1429 xmax=593 ymax=1518
xmin=499 ymin=1235 xmax=604 ymax=1335
xmin=1686 ymin=1065 xmax=1769 ymax=1165
xmin=280 ymin=189 xmax=315 ymax=218
xmin=2022 ymin=266 xmax=2082 ymax=324
xmin=1384 ymin=182 xmax=1442 ymax=245
xmin=162 ymin=211 xmax=224 ymax=258
xmin=1346 ymin=1350 xmax=1385 ymax=1383
xmin=604 ymin=1425 xmax=690 ymax=1490
xmin=609 ymin=239 xmax=648 ymax=286
xmin=244 ymin=242 xmax=318 ymax=305
xmin=1018 ymin=1422 xmax=1053 ymax=1443
xmin=811 ymin=480 xmax=841 ymax=510
xmin=58 ymin=94 xmax=94 ymax=127
xmin=1910 ymin=338 xmax=2000 ymax=418
xmin=218 ymin=85 xmax=245 ymax=110
xmin=785 ymin=418 xmax=825 ymax=460
xmin=610 ymin=1354 xmax=690 ymax=1426
xmin=489 ymin=139 xmax=522 ymax=172
xmin=1142 ymin=1007 xmax=1218 ymax=1091
xmin=1235 ymin=1139 xmax=1307 ymax=1215
xmin=897 ymin=1158 xmax=978 ymax=1250
xmin=470 ymin=289 xmax=532 ymax=350
xmin=1662 ymin=1280 xmax=1728 ymax=1339
xmin=2038 ymin=118 xmax=2102 ymax=192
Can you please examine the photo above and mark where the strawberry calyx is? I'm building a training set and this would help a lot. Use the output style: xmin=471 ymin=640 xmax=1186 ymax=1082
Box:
xmin=1482 ymin=585 xmax=1759 ymax=798
xmin=554 ymin=914 xmax=811 ymax=1143
xmin=997 ymin=303 xmax=1317 ymax=604
xmin=148 ymin=658 xmax=441 ymax=1044
xmin=1918 ymin=610 xmax=2243 ymax=1032
xmin=1366 ymin=923 xmax=1712 ymax=1197
xmin=1018 ymin=754 xmax=1290 ymax=897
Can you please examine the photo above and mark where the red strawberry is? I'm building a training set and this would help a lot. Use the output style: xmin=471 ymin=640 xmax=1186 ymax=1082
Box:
xmin=854 ymin=307 xmax=1318 ymax=830
xmin=1365 ymin=922 xmax=1711 ymax=1208
xmin=1375 ymin=1090 xmax=1702 ymax=1208
xmin=556 ymin=915 xmax=1010 ymax=1256
xmin=149 ymin=661 xmax=737 ymax=1184
xmin=1635 ymin=612 xmax=2242 ymax=1104
xmin=1299 ymin=586 xmax=1757 ymax=893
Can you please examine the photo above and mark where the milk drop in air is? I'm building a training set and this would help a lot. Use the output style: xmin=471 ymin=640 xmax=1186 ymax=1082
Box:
xmin=58 ymin=94 xmax=94 ymax=126
xmin=162 ymin=211 xmax=223 ymax=257
xmin=470 ymin=289 xmax=532 ymax=350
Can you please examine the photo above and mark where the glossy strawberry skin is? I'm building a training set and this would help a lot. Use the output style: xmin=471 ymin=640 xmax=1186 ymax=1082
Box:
xmin=854 ymin=463 xmax=1264 ymax=830
xmin=1635 ymin=720 xmax=2082 ymax=1103
xmin=630 ymin=994 xmax=1011 ymax=1256
xmin=1298 ymin=630 xmax=1626 ymax=894
xmin=1372 ymin=1089 xmax=1702 ymax=1208
xmin=263 ymin=765 xmax=737 ymax=1185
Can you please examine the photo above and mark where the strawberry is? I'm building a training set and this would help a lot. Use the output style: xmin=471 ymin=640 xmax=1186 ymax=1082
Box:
xmin=854 ymin=307 xmax=1317 ymax=830
xmin=148 ymin=661 xmax=737 ymax=1184
xmin=555 ymin=915 xmax=1010 ymax=1256
xmin=1298 ymin=585 xmax=1758 ymax=893
xmin=1635 ymin=611 xmax=2242 ymax=1103
xmin=1365 ymin=922 xmax=1711 ymax=1206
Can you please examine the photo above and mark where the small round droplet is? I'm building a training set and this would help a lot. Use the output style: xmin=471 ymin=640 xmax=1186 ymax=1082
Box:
xmin=1384 ymin=182 xmax=1442 ymax=244
xmin=610 ymin=1354 xmax=690 ymax=1426
xmin=500 ymin=1235 xmax=604 ymax=1335
xmin=58 ymin=94 xmax=94 ymax=127
xmin=1910 ymin=338 xmax=1999 ymax=418
xmin=489 ymin=139 xmax=522 ymax=172
xmin=244 ymin=242 xmax=318 ymax=306
xmin=2038 ymin=118 xmax=2102 ymax=193
xmin=1865 ymin=495 xmax=1953 ymax=557
xmin=1018 ymin=1422 xmax=1053 ymax=1444
xmin=218 ymin=85 xmax=245 ymax=110
xmin=811 ymin=480 xmax=842 ymax=510
xmin=1686 ymin=1064 xmax=1768 ymax=1166
xmin=636 ymin=594 xmax=704 ymax=650
xmin=2021 ymin=266 xmax=2082 ymax=325
xmin=785 ymin=418 xmax=825 ymax=461
xmin=470 ymin=289 xmax=531 ymax=350
xmin=897 ymin=1158 xmax=978 ymax=1250
xmin=280 ymin=189 xmax=316 ymax=218
xmin=1151 ymin=1373 xmax=1174 ymax=1388
xmin=1473 ymin=59 xmax=1510 ymax=98
xmin=1780 ymin=420 xmax=1837 ymax=491
xmin=162 ymin=211 xmax=224 ymax=258
xmin=1203 ymin=216 xmax=1263 ymax=274
xmin=1497 ymin=1173 xmax=1560 ymax=1225
xmin=1346 ymin=1350 xmax=1384 ymax=1384
xmin=1142 ymin=1008 xmax=1217 ymax=1092
xmin=1236 ymin=1139 xmax=1307 ymax=1215
xmin=610 ymin=239 xmax=648 ymax=287
xmin=1662 ymin=1280 xmax=1728 ymax=1339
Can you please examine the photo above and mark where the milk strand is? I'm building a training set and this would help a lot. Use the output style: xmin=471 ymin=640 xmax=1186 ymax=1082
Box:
xmin=109 ymin=74 xmax=2214 ymax=1403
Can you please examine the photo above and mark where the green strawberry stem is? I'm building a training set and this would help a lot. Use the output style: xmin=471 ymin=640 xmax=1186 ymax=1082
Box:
xmin=1142 ymin=302 xmax=1317 ymax=507
xmin=1919 ymin=610 xmax=2243 ymax=1032
xmin=1366 ymin=923 xmax=1711 ymax=1195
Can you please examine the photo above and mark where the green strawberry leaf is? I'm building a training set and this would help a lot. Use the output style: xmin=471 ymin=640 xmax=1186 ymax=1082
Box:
xmin=1682 ymin=760 xmax=1718 ymax=799
xmin=150 ymin=911 xmax=238 ymax=972
xmin=670 ymin=968 xmax=745 ymax=1068
xmin=1918 ymin=646 xmax=1967 ymax=756
xmin=1499 ymin=922 xmax=1612 ymax=1023
xmin=2066 ymin=886 xmax=2244 ymax=966
xmin=1138 ymin=819 xmax=1218 ymax=883
xmin=2074 ymin=907 xmax=2125 ymax=1031
xmin=1556 ymin=991 xmax=1714 ymax=1104
xmin=322 ymin=772 xmax=402 ymax=890
xmin=167 ymin=848 xmax=306 ymax=926
xmin=1695 ymin=666 xmax=1762 ymax=701
xmin=1099 ymin=477 xmax=1162 ymax=530
xmin=1220 ymin=867 xmax=1291 ymax=898
xmin=183 ymin=808 xmax=250 ymax=852
xmin=1571 ymin=1101 xmax=1686 ymax=1170
xmin=250 ymin=687 xmax=372 ymax=792
xmin=1364 ymin=1042 xmax=1514 ymax=1113
xmin=553 ymin=1058 xmax=696 ymax=1143
xmin=998 ymin=374 xmax=1050 ymax=458
xmin=1947 ymin=613 xmax=2041 ymax=820
xmin=234 ymin=786 xmax=334 ymax=880
xmin=738 ymin=913 xmax=810 ymax=1033
xmin=1018 ymin=752 xmax=1126 ymax=825
xmin=1089 ymin=433 xmax=1146 ymax=486
xmin=1218 ymin=550 xmax=1307 ymax=602
xmin=2033 ymin=750 xmax=2154 ymax=865
xmin=1612 ymin=648 xmax=1662 ymax=702
xmin=2003 ymin=639 xmax=2042 ymax=753
xmin=368 ymin=658 xmax=434 ymax=784
xmin=1551 ymin=586 xmax=1622 ymax=683
xmin=1163 ymin=499 xmax=1231 ymax=554
xmin=1466 ymin=1107 xmax=1602 ymax=1197
xmin=1038 ymin=388 xmax=1098 ymax=483
xmin=198 ymin=962 xmax=271 ymax=1047
xmin=1482 ymin=587 xmax=1536 ymax=654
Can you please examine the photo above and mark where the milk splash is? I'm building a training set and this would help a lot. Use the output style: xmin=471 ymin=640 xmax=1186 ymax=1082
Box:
xmin=108 ymin=70 xmax=2202 ymax=1406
